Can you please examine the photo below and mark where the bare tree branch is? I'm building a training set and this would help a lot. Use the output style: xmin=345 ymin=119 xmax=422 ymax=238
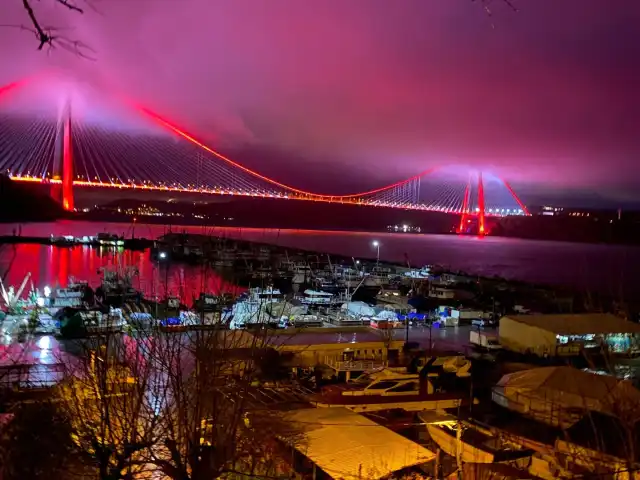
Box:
xmin=9 ymin=0 xmax=93 ymax=58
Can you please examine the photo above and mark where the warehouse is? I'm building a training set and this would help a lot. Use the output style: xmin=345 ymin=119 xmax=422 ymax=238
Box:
xmin=498 ymin=313 xmax=640 ymax=356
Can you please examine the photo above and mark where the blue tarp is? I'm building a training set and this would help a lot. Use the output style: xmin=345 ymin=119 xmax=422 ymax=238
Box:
xmin=161 ymin=317 xmax=181 ymax=326
xmin=397 ymin=312 xmax=427 ymax=321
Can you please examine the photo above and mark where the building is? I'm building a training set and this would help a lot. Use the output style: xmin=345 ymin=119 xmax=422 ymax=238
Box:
xmin=428 ymin=286 xmax=456 ymax=300
xmin=499 ymin=313 xmax=640 ymax=356
xmin=276 ymin=334 xmax=405 ymax=369
xmin=281 ymin=407 xmax=434 ymax=479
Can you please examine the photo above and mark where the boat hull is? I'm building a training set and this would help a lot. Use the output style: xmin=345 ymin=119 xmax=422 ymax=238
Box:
xmin=310 ymin=393 xmax=472 ymax=413
xmin=427 ymin=424 xmax=495 ymax=463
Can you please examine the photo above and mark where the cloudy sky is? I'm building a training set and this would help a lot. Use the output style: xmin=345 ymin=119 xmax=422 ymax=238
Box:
xmin=1 ymin=0 xmax=639 ymax=205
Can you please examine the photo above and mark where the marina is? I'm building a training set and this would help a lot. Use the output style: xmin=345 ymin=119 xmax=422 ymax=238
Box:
xmin=2 ymin=224 xmax=640 ymax=479
xmin=0 ymin=1 xmax=637 ymax=476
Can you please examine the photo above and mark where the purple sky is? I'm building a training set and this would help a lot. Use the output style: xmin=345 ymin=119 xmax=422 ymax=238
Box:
xmin=2 ymin=0 xmax=640 ymax=206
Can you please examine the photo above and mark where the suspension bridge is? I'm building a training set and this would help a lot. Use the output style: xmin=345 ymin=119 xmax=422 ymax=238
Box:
xmin=0 ymin=76 xmax=529 ymax=234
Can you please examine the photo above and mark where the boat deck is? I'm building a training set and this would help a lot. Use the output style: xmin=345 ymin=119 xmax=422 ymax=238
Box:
xmin=323 ymin=357 xmax=386 ymax=373
xmin=437 ymin=422 xmax=535 ymax=462
xmin=311 ymin=390 xmax=470 ymax=406
xmin=216 ymin=384 xmax=316 ymax=410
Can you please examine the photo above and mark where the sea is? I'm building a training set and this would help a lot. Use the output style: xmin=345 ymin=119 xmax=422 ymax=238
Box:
xmin=0 ymin=220 xmax=638 ymax=300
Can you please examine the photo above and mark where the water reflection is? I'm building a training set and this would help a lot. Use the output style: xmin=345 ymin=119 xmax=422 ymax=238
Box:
xmin=0 ymin=220 xmax=638 ymax=294
xmin=0 ymin=244 xmax=243 ymax=305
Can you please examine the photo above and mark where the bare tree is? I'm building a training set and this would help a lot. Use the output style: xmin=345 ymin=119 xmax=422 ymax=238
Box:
xmin=56 ymin=331 xmax=169 ymax=480
xmin=10 ymin=0 xmax=94 ymax=58
xmin=0 ymin=400 xmax=80 ymax=480
xmin=150 ymin=327 xmax=300 ymax=479
xmin=11 ymin=0 xmax=518 ymax=56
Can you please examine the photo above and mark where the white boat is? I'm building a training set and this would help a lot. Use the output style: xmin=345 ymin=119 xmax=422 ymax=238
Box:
xmin=298 ymin=289 xmax=334 ymax=306
xmin=46 ymin=281 xmax=88 ymax=309
xmin=421 ymin=411 xmax=533 ymax=465
xmin=228 ymin=287 xmax=284 ymax=329
xmin=405 ymin=267 xmax=431 ymax=279
xmin=77 ymin=308 xmax=128 ymax=333
xmin=340 ymin=301 xmax=375 ymax=318
xmin=311 ymin=367 xmax=475 ymax=413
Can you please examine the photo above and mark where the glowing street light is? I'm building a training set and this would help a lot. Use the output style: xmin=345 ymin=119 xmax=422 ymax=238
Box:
xmin=372 ymin=240 xmax=380 ymax=266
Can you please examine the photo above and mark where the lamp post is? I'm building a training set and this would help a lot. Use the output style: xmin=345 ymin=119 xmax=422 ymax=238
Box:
xmin=155 ymin=251 xmax=167 ymax=322
xmin=372 ymin=241 xmax=380 ymax=267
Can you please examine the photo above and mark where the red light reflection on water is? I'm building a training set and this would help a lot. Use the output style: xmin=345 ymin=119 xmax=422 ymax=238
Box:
xmin=0 ymin=244 xmax=242 ymax=304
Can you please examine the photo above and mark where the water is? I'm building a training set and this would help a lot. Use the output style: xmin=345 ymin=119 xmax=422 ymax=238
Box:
xmin=0 ymin=220 xmax=638 ymax=297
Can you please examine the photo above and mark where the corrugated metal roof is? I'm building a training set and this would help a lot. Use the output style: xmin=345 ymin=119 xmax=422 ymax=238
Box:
xmin=283 ymin=407 xmax=434 ymax=480
xmin=500 ymin=313 xmax=640 ymax=335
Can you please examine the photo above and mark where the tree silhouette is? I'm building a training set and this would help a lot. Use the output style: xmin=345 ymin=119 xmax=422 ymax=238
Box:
xmin=13 ymin=0 xmax=518 ymax=57
xmin=0 ymin=401 xmax=81 ymax=480
xmin=15 ymin=0 xmax=94 ymax=58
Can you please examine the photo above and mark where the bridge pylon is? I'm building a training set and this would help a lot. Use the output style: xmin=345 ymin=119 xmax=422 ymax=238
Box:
xmin=51 ymin=98 xmax=74 ymax=211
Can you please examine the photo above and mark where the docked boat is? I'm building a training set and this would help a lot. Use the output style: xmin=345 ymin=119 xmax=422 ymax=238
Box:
xmin=310 ymin=364 xmax=475 ymax=412
xmin=284 ymin=261 xmax=313 ymax=285
xmin=366 ymin=266 xmax=392 ymax=288
xmin=226 ymin=287 xmax=285 ymax=329
xmin=43 ymin=280 xmax=89 ymax=309
xmin=95 ymin=266 xmax=141 ymax=307
xmin=420 ymin=411 xmax=534 ymax=464
xmin=312 ymin=275 xmax=342 ymax=295
xmin=59 ymin=307 xmax=128 ymax=338
xmin=405 ymin=267 xmax=431 ymax=280
xmin=297 ymin=289 xmax=335 ymax=306
xmin=96 ymin=233 xmax=123 ymax=246
xmin=334 ymin=267 xmax=382 ymax=301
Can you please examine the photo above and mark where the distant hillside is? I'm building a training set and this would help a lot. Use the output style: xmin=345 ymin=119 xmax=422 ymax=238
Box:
xmin=0 ymin=175 xmax=67 ymax=222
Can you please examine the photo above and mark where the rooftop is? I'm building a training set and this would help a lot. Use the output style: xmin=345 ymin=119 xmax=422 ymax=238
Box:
xmin=282 ymin=407 xmax=434 ymax=480
xmin=500 ymin=313 xmax=640 ymax=335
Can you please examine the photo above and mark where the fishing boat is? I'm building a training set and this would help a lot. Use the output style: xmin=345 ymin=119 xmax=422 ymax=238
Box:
xmin=43 ymin=280 xmax=89 ymax=309
xmin=226 ymin=287 xmax=285 ymax=329
xmin=95 ymin=266 xmax=141 ymax=307
xmin=59 ymin=307 xmax=128 ymax=338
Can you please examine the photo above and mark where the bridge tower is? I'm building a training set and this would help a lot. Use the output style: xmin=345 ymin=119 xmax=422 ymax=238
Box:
xmin=477 ymin=171 xmax=485 ymax=235
xmin=51 ymin=98 xmax=74 ymax=211
xmin=457 ymin=172 xmax=486 ymax=235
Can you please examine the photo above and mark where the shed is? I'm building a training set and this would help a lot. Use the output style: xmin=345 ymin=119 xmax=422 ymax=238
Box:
xmin=498 ymin=313 xmax=640 ymax=356
xmin=281 ymin=407 xmax=434 ymax=479
xmin=492 ymin=366 xmax=640 ymax=428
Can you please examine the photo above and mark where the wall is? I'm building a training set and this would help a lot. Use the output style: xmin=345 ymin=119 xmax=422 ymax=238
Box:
xmin=279 ymin=340 xmax=405 ymax=367
xmin=499 ymin=317 xmax=557 ymax=356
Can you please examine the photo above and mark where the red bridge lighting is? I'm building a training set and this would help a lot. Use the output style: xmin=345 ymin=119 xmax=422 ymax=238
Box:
xmin=1 ymin=75 xmax=530 ymax=217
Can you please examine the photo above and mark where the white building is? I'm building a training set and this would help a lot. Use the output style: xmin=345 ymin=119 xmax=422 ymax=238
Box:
xmin=499 ymin=313 xmax=640 ymax=356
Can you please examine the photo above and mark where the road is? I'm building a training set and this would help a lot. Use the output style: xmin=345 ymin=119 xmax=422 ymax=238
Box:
xmin=271 ymin=324 xmax=487 ymax=353
xmin=393 ymin=324 xmax=485 ymax=352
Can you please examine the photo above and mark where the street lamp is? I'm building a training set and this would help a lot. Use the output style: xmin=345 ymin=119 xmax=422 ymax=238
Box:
xmin=372 ymin=241 xmax=380 ymax=266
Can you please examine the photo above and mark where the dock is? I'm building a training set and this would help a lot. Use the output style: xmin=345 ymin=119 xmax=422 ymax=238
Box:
xmin=0 ymin=235 xmax=154 ymax=250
